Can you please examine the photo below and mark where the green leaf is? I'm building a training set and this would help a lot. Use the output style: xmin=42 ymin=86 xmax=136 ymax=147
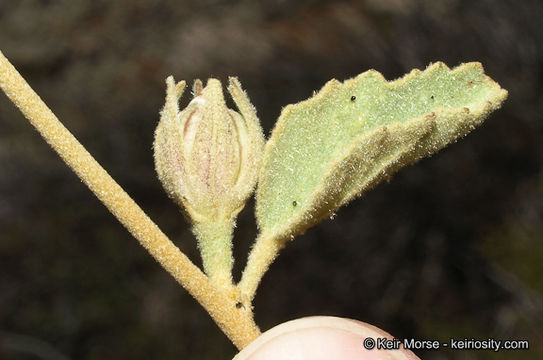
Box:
xmin=256 ymin=62 xmax=508 ymax=240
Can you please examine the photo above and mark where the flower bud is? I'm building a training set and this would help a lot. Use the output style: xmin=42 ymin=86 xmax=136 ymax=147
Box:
xmin=154 ymin=76 xmax=264 ymax=223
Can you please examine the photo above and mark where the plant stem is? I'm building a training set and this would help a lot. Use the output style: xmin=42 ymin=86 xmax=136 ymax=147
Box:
xmin=193 ymin=218 xmax=235 ymax=288
xmin=0 ymin=50 xmax=260 ymax=349
xmin=238 ymin=232 xmax=287 ymax=302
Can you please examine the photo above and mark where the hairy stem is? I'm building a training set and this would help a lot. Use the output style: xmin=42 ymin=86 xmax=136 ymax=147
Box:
xmin=0 ymin=50 xmax=260 ymax=349
xmin=238 ymin=232 xmax=287 ymax=302
xmin=193 ymin=218 xmax=235 ymax=288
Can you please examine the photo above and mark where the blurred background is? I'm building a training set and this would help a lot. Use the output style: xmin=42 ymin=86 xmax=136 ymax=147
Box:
xmin=0 ymin=0 xmax=541 ymax=359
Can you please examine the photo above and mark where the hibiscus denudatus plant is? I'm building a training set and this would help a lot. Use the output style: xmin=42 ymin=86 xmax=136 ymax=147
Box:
xmin=0 ymin=50 xmax=507 ymax=350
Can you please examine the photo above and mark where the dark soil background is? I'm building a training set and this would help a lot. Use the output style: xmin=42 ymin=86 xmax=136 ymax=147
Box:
xmin=1 ymin=1 xmax=542 ymax=359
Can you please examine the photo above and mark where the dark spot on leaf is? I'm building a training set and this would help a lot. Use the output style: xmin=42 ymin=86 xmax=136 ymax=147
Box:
xmin=235 ymin=302 xmax=243 ymax=309
xmin=430 ymin=95 xmax=434 ymax=100
xmin=425 ymin=112 xmax=436 ymax=119
xmin=350 ymin=95 xmax=356 ymax=101
xmin=292 ymin=200 xmax=297 ymax=206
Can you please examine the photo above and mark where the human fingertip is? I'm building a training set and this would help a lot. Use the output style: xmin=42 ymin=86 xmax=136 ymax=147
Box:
xmin=233 ymin=316 xmax=420 ymax=360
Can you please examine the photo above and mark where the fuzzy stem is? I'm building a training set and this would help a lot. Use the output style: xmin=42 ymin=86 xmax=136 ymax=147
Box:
xmin=238 ymin=232 xmax=288 ymax=302
xmin=193 ymin=218 xmax=235 ymax=288
xmin=0 ymin=50 xmax=260 ymax=349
